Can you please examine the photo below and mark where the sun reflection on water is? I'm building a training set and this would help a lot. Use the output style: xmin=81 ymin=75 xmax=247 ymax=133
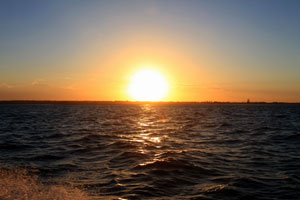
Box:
xmin=129 ymin=104 xmax=169 ymax=166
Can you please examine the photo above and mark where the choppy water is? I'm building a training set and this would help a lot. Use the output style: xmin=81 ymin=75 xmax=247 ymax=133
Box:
xmin=0 ymin=103 xmax=300 ymax=200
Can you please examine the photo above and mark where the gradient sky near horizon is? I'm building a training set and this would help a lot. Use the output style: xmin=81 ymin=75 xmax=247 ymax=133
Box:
xmin=0 ymin=0 xmax=300 ymax=102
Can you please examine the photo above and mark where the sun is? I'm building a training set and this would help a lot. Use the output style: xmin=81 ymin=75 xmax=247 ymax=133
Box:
xmin=128 ymin=68 xmax=169 ymax=101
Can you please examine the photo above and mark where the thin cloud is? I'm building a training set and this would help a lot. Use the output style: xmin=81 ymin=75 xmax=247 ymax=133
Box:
xmin=31 ymin=79 xmax=47 ymax=86
xmin=0 ymin=83 xmax=13 ymax=89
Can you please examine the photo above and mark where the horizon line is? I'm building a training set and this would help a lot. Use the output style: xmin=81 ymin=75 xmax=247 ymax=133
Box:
xmin=0 ymin=100 xmax=299 ymax=104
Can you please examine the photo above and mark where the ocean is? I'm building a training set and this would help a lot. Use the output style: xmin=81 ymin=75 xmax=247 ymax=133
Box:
xmin=0 ymin=103 xmax=299 ymax=200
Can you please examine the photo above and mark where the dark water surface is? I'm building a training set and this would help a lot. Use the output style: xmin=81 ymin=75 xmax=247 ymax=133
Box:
xmin=0 ymin=103 xmax=300 ymax=199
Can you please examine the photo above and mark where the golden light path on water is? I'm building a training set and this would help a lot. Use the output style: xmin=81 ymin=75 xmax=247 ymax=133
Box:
xmin=126 ymin=104 xmax=170 ymax=166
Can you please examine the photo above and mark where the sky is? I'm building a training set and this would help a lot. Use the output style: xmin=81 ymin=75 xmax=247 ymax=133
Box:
xmin=0 ymin=0 xmax=300 ymax=102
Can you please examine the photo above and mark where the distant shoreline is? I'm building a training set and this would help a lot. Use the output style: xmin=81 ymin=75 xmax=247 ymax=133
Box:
xmin=0 ymin=100 xmax=299 ymax=105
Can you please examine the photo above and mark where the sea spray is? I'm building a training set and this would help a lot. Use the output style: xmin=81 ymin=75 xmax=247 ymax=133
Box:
xmin=0 ymin=168 xmax=90 ymax=200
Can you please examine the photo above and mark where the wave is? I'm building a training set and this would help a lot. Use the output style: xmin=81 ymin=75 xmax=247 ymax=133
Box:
xmin=0 ymin=143 xmax=32 ymax=151
xmin=133 ymin=158 xmax=219 ymax=176
xmin=29 ymin=154 xmax=66 ymax=161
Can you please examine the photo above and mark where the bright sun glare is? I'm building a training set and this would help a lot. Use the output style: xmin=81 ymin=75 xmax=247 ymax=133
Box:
xmin=128 ymin=69 xmax=169 ymax=101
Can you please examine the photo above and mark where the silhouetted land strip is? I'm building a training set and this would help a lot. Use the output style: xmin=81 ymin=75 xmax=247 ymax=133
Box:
xmin=0 ymin=100 xmax=299 ymax=105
